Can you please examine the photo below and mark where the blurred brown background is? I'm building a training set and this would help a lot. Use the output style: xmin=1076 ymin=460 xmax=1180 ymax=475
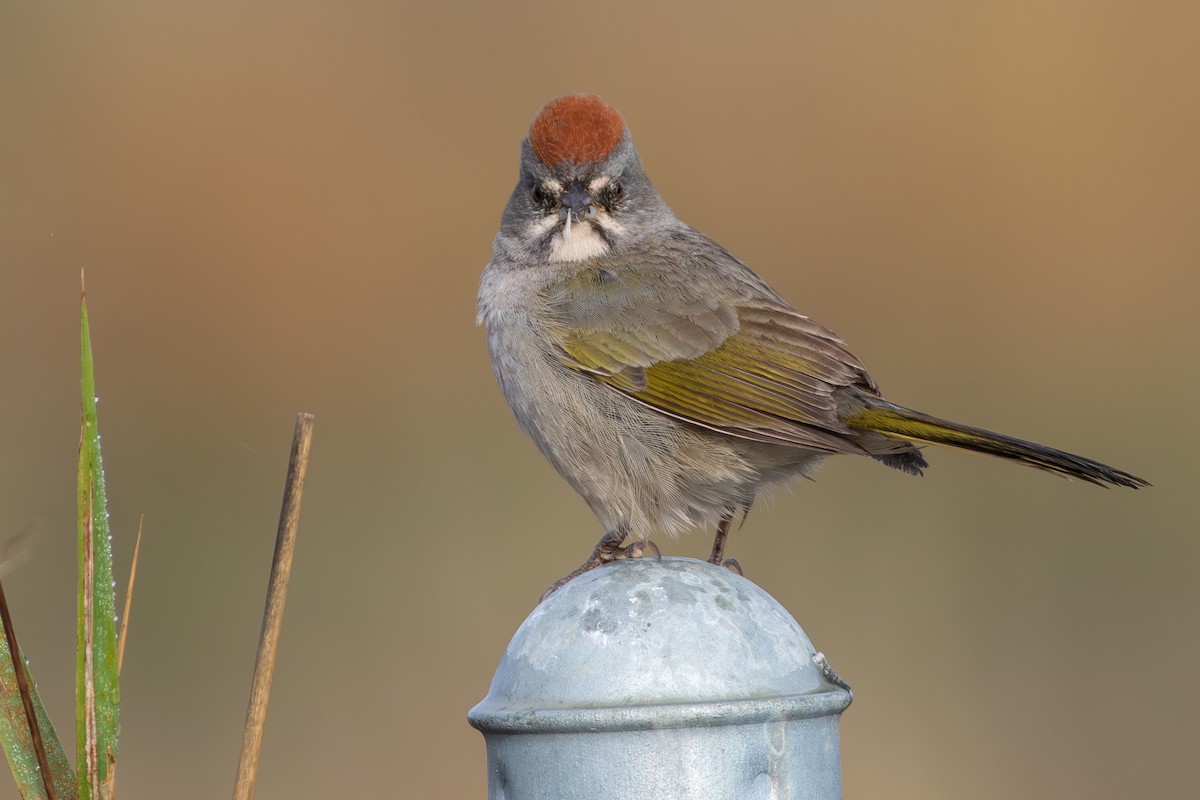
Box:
xmin=1 ymin=1 xmax=1196 ymax=797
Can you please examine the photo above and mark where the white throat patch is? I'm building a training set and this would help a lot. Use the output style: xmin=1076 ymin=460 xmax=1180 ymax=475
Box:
xmin=548 ymin=221 xmax=609 ymax=263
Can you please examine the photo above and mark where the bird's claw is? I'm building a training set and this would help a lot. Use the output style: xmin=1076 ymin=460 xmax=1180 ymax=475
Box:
xmin=608 ymin=538 xmax=661 ymax=562
xmin=541 ymin=534 xmax=660 ymax=602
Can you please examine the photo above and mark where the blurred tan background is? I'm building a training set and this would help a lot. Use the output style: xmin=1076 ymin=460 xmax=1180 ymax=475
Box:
xmin=1 ymin=1 xmax=1197 ymax=797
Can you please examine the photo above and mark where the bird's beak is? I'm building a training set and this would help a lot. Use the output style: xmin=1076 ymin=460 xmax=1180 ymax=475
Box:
xmin=560 ymin=181 xmax=593 ymax=219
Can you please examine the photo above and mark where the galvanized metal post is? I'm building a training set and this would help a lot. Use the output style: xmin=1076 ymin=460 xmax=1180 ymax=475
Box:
xmin=469 ymin=557 xmax=852 ymax=800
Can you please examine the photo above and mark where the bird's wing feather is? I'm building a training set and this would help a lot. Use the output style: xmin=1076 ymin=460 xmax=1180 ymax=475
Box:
xmin=545 ymin=241 xmax=880 ymax=454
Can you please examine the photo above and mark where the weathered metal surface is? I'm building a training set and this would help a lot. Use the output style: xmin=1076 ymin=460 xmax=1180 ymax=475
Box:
xmin=469 ymin=557 xmax=850 ymax=799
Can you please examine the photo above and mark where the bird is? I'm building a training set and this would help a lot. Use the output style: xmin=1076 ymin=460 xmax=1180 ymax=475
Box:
xmin=476 ymin=93 xmax=1148 ymax=594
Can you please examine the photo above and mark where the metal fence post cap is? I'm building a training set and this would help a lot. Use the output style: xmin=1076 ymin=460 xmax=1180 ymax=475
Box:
xmin=469 ymin=556 xmax=850 ymax=734
xmin=469 ymin=558 xmax=850 ymax=798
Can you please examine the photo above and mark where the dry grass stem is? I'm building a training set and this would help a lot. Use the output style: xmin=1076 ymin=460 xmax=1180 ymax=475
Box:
xmin=232 ymin=413 xmax=315 ymax=800
xmin=116 ymin=516 xmax=143 ymax=676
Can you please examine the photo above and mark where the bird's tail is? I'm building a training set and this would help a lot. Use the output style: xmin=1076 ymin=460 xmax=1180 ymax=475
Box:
xmin=843 ymin=397 xmax=1148 ymax=488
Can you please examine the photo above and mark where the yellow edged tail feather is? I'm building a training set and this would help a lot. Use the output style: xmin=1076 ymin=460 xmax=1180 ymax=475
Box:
xmin=844 ymin=399 xmax=1149 ymax=489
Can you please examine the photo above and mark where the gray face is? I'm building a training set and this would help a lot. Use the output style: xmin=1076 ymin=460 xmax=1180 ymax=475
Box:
xmin=499 ymin=133 xmax=672 ymax=264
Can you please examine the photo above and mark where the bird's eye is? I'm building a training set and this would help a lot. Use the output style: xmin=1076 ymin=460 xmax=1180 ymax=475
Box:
xmin=609 ymin=182 xmax=625 ymax=202
xmin=531 ymin=185 xmax=549 ymax=206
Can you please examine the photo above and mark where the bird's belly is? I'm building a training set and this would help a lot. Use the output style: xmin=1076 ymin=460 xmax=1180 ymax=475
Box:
xmin=488 ymin=320 xmax=821 ymax=536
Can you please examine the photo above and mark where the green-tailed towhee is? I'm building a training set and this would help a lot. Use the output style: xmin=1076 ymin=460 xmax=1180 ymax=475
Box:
xmin=477 ymin=94 xmax=1147 ymax=594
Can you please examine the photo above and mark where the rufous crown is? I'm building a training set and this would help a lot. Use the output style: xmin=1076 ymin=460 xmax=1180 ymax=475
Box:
xmin=529 ymin=94 xmax=625 ymax=167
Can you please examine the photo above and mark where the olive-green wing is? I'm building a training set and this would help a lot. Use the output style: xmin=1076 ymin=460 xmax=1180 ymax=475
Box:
xmin=546 ymin=262 xmax=878 ymax=454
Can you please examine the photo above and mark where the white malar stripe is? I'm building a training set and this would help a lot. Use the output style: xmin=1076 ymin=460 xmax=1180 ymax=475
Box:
xmin=548 ymin=222 xmax=609 ymax=262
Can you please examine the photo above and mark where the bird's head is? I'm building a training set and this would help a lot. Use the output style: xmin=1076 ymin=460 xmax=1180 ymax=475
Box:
xmin=500 ymin=94 xmax=672 ymax=263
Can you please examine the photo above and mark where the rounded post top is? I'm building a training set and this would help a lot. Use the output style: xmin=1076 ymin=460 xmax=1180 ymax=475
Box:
xmin=470 ymin=557 xmax=850 ymax=734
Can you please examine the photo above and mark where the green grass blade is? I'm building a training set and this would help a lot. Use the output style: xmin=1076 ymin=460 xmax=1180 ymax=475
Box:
xmin=77 ymin=289 xmax=119 ymax=799
xmin=0 ymin=613 xmax=78 ymax=799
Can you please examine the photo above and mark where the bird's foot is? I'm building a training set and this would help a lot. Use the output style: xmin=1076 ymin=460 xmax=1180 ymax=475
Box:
xmin=608 ymin=537 xmax=661 ymax=563
xmin=706 ymin=514 xmax=740 ymax=570
xmin=541 ymin=532 xmax=659 ymax=602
